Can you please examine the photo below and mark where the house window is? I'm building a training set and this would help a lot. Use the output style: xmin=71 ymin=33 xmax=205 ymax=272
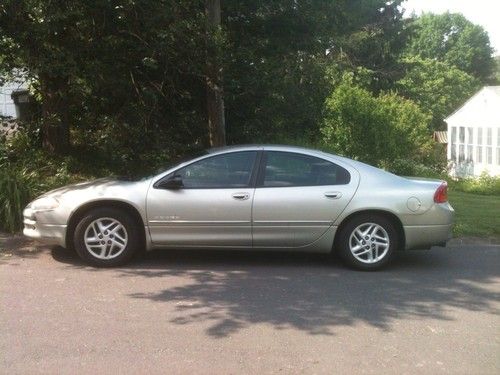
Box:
xmin=476 ymin=146 xmax=483 ymax=163
xmin=458 ymin=127 xmax=465 ymax=162
xmin=467 ymin=127 xmax=473 ymax=143
xmin=450 ymin=127 xmax=457 ymax=160
xmin=475 ymin=128 xmax=482 ymax=163
xmin=486 ymin=128 xmax=492 ymax=164
xmin=466 ymin=127 xmax=473 ymax=161
xmin=497 ymin=129 xmax=500 ymax=165
xmin=459 ymin=145 xmax=465 ymax=162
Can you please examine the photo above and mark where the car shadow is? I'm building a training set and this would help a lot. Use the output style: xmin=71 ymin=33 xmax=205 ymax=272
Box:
xmin=51 ymin=245 xmax=500 ymax=338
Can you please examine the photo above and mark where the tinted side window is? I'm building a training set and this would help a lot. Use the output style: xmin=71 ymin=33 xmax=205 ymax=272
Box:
xmin=177 ymin=151 xmax=257 ymax=188
xmin=261 ymin=152 xmax=350 ymax=187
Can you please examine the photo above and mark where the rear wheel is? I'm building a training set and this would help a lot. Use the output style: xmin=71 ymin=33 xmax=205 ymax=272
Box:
xmin=336 ymin=214 xmax=398 ymax=271
xmin=74 ymin=208 xmax=140 ymax=267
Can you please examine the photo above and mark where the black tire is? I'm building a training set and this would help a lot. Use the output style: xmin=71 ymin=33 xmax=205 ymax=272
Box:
xmin=335 ymin=214 xmax=398 ymax=271
xmin=73 ymin=207 xmax=140 ymax=267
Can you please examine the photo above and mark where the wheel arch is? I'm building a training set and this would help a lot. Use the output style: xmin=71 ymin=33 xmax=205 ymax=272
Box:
xmin=334 ymin=209 xmax=405 ymax=252
xmin=66 ymin=200 xmax=146 ymax=251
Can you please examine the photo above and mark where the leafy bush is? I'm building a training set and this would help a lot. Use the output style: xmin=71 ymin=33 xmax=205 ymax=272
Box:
xmin=321 ymin=76 xmax=433 ymax=168
xmin=0 ymin=167 xmax=34 ymax=232
xmin=0 ymin=129 xmax=90 ymax=232
xmin=448 ymin=173 xmax=500 ymax=196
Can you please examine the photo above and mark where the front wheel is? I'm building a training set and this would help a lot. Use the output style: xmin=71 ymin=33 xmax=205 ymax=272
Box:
xmin=336 ymin=214 xmax=398 ymax=271
xmin=73 ymin=208 xmax=140 ymax=267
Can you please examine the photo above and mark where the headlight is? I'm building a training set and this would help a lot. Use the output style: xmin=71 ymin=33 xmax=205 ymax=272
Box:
xmin=30 ymin=197 xmax=60 ymax=211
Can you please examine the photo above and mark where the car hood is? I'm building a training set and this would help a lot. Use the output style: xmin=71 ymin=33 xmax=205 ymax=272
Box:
xmin=36 ymin=177 xmax=153 ymax=207
xmin=38 ymin=178 xmax=129 ymax=198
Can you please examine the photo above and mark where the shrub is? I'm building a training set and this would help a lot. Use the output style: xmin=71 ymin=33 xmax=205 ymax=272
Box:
xmin=321 ymin=76 xmax=433 ymax=168
xmin=448 ymin=173 xmax=500 ymax=196
xmin=0 ymin=167 xmax=34 ymax=232
xmin=0 ymin=129 xmax=91 ymax=232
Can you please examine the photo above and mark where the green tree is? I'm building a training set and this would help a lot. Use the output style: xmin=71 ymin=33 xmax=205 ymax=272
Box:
xmin=328 ymin=0 xmax=409 ymax=92
xmin=321 ymin=76 xmax=432 ymax=167
xmin=396 ymin=56 xmax=480 ymax=130
xmin=223 ymin=0 xmax=408 ymax=143
xmin=493 ymin=56 xmax=500 ymax=84
xmin=223 ymin=0 xmax=340 ymax=143
xmin=0 ymin=0 xmax=414 ymax=166
xmin=406 ymin=12 xmax=494 ymax=83
xmin=0 ymin=0 xmax=208 ymax=157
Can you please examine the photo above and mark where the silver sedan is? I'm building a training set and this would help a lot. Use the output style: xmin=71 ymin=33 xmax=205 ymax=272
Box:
xmin=23 ymin=145 xmax=454 ymax=270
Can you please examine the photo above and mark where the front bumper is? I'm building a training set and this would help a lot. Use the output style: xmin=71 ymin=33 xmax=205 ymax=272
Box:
xmin=404 ymin=224 xmax=453 ymax=250
xmin=23 ymin=209 xmax=67 ymax=247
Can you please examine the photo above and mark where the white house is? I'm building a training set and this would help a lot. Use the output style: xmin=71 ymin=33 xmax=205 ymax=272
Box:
xmin=445 ymin=86 xmax=500 ymax=177
xmin=0 ymin=81 xmax=27 ymax=118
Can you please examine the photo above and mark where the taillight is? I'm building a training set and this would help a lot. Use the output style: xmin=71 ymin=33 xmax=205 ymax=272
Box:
xmin=434 ymin=182 xmax=448 ymax=203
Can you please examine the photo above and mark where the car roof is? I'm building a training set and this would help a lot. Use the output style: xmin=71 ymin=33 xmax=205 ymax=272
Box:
xmin=206 ymin=144 xmax=327 ymax=155
xmin=205 ymin=144 xmax=360 ymax=168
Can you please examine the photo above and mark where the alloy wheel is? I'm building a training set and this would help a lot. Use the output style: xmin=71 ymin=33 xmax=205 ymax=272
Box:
xmin=83 ymin=217 xmax=128 ymax=260
xmin=348 ymin=222 xmax=390 ymax=264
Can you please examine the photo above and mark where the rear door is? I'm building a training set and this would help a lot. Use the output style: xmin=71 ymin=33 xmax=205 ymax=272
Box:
xmin=252 ymin=151 xmax=358 ymax=248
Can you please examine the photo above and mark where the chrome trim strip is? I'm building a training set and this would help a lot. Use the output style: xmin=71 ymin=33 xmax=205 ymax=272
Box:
xmin=253 ymin=221 xmax=331 ymax=226
xmin=148 ymin=220 xmax=250 ymax=226
xmin=148 ymin=220 xmax=331 ymax=227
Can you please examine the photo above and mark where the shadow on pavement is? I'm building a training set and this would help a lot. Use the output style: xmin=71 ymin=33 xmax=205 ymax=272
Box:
xmin=51 ymin=245 xmax=500 ymax=338
xmin=0 ymin=234 xmax=47 ymax=264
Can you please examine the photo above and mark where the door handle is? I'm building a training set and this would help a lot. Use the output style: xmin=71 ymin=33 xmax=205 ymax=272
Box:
xmin=324 ymin=191 xmax=342 ymax=199
xmin=232 ymin=192 xmax=250 ymax=200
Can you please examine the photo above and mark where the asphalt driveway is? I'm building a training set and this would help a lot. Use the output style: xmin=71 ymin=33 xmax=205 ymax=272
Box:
xmin=1 ymin=235 xmax=499 ymax=374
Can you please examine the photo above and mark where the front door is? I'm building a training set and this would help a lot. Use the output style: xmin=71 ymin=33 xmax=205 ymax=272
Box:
xmin=147 ymin=151 xmax=258 ymax=247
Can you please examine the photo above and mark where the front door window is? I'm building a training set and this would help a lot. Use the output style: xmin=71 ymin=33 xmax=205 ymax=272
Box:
xmin=175 ymin=151 xmax=257 ymax=188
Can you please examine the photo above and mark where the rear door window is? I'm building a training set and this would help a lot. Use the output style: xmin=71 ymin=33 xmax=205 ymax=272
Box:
xmin=260 ymin=151 xmax=350 ymax=187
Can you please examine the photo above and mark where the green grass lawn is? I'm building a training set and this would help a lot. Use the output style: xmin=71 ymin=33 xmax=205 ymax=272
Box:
xmin=448 ymin=191 xmax=500 ymax=238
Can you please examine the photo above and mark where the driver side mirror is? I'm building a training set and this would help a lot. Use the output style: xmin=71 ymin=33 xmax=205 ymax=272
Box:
xmin=157 ymin=175 xmax=183 ymax=190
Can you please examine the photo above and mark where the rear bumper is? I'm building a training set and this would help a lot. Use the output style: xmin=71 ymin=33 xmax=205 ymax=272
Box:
xmin=404 ymin=224 xmax=453 ymax=250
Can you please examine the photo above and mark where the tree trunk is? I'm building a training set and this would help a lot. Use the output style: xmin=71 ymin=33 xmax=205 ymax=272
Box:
xmin=205 ymin=0 xmax=226 ymax=147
